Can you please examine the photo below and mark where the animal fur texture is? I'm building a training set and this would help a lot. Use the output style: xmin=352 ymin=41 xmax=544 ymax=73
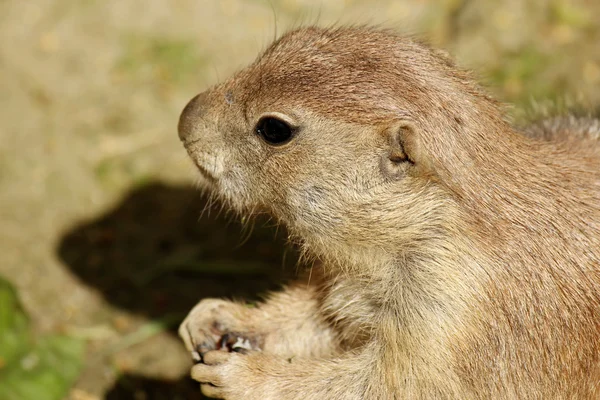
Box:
xmin=177 ymin=26 xmax=600 ymax=399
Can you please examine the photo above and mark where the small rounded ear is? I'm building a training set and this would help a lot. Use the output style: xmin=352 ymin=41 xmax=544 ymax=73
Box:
xmin=380 ymin=120 xmax=422 ymax=180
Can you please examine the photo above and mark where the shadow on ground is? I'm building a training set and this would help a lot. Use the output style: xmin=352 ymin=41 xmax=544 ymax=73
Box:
xmin=105 ymin=374 xmax=199 ymax=400
xmin=57 ymin=182 xmax=298 ymax=399
xmin=105 ymin=375 xmax=197 ymax=400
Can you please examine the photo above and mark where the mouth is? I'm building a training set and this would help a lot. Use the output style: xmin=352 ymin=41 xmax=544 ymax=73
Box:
xmin=184 ymin=146 xmax=219 ymax=184
xmin=193 ymin=161 xmax=217 ymax=184
xmin=189 ymin=155 xmax=217 ymax=184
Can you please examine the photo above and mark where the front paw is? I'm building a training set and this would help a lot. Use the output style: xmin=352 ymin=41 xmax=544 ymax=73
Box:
xmin=192 ymin=351 xmax=291 ymax=400
xmin=178 ymin=298 xmax=260 ymax=362
xmin=191 ymin=350 xmax=244 ymax=399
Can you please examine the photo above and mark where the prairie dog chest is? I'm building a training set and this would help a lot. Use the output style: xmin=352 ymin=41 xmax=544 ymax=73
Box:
xmin=319 ymin=274 xmax=383 ymax=344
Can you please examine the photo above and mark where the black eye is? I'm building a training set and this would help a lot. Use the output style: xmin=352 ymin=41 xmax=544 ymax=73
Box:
xmin=255 ymin=117 xmax=294 ymax=145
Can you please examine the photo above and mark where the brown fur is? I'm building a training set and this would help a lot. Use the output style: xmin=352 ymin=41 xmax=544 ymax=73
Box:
xmin=177 ymin=26 xmax=600 ymax=399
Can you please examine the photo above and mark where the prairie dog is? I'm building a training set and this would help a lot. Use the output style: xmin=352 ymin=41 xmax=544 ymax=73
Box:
xmin=177 ymin=26 xmax=600 ymax=399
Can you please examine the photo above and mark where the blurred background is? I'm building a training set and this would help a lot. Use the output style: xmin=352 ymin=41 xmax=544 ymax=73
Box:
xmin=0 ymin=0 xmax=599 ymax=399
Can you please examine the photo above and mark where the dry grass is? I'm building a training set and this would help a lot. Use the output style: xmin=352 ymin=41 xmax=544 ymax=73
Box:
xmin=1 ymin=0 xmax=599 ymax=398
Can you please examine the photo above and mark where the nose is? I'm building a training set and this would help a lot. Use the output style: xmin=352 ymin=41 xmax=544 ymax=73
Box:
xmin=178 ymin=91 xmax=209 ymax=142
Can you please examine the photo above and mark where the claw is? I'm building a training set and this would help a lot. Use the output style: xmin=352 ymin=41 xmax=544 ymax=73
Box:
xmin=195 ymin=340 xmax=217 ymax=364
xmin=191 ymin=350 xmax=202 ymax=363
xmin=218 ymin=333 xmax=233 ymax=350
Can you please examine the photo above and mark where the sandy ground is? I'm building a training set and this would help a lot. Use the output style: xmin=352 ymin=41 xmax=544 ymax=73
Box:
xmin=1 ymin=0 xmax=598 ymax=398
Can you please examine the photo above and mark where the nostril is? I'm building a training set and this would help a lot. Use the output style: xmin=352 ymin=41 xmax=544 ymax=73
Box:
xmin=178 ymin=91 xmax=209 ymax=142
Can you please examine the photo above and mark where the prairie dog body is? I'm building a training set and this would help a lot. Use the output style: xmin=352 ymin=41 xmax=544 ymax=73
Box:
xmin=177 ymin=26 xmax=600 ymax=399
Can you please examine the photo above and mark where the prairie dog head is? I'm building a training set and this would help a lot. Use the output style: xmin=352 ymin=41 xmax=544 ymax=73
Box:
xmin=178 ymin=27 xmax=502 ymax=262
